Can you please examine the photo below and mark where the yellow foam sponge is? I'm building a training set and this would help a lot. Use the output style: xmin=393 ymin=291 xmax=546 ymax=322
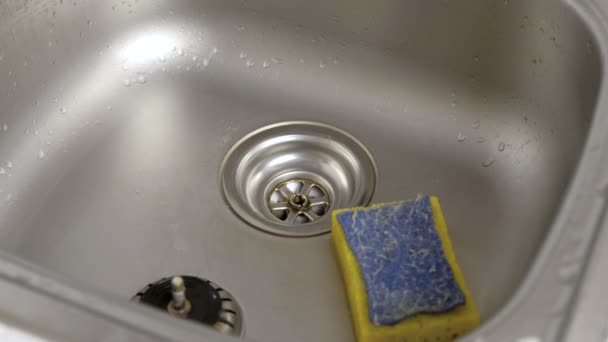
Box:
xmin=332 ymin=196 xmax=479 ymax=342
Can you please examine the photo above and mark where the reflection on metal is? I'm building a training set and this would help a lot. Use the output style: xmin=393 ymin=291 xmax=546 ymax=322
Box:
xmin=120 ymin=32 xmax=176 ymax=62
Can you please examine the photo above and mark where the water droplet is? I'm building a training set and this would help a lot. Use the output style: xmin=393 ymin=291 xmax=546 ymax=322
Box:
xmin=177 ymin=48 xmax=185 ymax=56
xmin=239 ymin=52 xmax=247 ymax=59
xmin=2 ymin=123 xmax=7 ymax=131
xmin=477 ymin=137 xmax=486 ymax=143
xmin=246 ymin=59 xmax=255 ymax=68
xmin=238 ymin=25 xmax=245 ymax=31
xmin=472 ymin=120 xmax=480 ymax=129
xmin=0 ymin=168 xmax=5 ymax=175
xmin=6 ymin=162 xmax=12 ymax=169
xmin=320 ymin=61 xmax=326 ymax=69
xmin=450 ymin=101 xmax=457 ymax=108
xmin=158 ymin=56 xmax=166 ymax=63
xmin=137 ymin=75 xmax=146 ymax=84
xmin=262 ymin=60 xmax=270 ymax=69
xmin=59 ymin=107 xmax=67 ymax=114
xmin=270 ymin=57 xmax=283 ymax=64
xmin=122 ymin=64 xmax=128 ymax=71
xmin=123 ymin=79 xmax=131 ymax=87
xmin=202 ymin=59 xmax=209 ymax=67
xmin=38 ymin=150 xmax=46 ymax=159
xmin=457 ymin=132 xmax=466 ymax=142
xmin=498 ymin=142 xmax=506 ymax=151
xmin=212 ymin=47 xmax=219 ymax=55
xmin=106 ymin=105 xmax=113 ymax=111
xmin=192 ymin=56 xmax=198 ymax=62
xmin=482 ymin=156 xmax=495 ymax=167
xmin=5 ymin=193 xmax=12 ymax=202
xmin=473 ymin=55 xmax=480 ymax=62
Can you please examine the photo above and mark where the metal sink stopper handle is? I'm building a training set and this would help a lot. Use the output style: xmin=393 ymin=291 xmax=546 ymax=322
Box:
xmin=167 ymin=276 xmax=192 ymax=318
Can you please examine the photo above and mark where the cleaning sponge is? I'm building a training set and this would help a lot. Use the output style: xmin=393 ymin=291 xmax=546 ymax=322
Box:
xmin=332 ymin=195 xmax=479 ymax=342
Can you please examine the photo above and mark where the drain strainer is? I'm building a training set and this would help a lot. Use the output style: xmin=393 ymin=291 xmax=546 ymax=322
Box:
xmin=268 ymin=179 xmax=330 ymax=224
xmin=132 ymin=276 xmax=243 ymax=337
xmin=221 ymin=121 xmax=377 ymax=237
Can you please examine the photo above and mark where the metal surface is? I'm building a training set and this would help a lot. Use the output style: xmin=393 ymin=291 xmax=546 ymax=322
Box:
xmin=221 ymin=121 xmax=375 ymax=236
xmin=0 ymin=0 xmax=604 ymax=341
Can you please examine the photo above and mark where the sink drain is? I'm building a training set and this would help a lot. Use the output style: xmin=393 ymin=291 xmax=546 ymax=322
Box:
xmin=221 ymin=121 xmax=377 ymax=237
xmin=268 ymin=179 xmax=330 ymax=224
xmin=132 ymin=276 xmax=243 ymax=337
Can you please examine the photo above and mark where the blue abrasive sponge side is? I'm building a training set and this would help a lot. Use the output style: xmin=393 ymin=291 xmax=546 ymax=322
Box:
xmin=335 ymin=195 xmax=466 ymax=325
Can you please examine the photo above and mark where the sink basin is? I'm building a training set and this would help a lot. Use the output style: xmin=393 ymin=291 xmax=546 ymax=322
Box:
xmin=0 ymin=0 xmax=601 ymax=341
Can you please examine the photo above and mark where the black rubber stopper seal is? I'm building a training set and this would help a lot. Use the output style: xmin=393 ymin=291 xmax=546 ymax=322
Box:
xmin=138 ymin=275 xmax=222 ymax=325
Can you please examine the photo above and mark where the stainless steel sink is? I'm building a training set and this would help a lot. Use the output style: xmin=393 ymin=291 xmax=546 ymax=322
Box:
xmin=0 ymin=0 xmax=604 ymax=341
